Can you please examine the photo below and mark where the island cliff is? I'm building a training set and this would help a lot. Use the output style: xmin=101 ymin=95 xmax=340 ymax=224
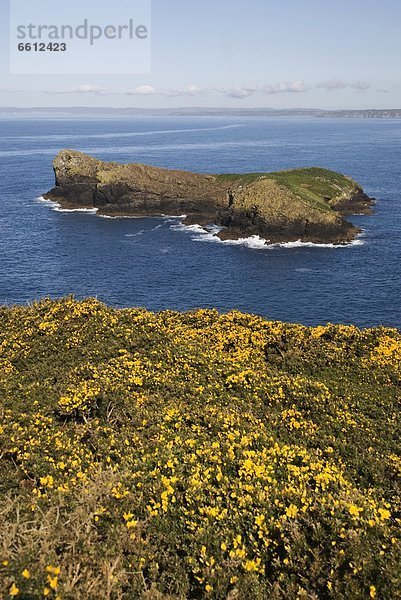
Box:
xmin=44 ymin=150 xmax=374 ymax=244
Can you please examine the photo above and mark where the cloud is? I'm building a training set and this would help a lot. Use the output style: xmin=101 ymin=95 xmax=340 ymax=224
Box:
xmin=126 ymin=85 xmax=158 ymax=96
xmin=126 ymin=84 xmax=205 ymax=97
xmin=44 ymin=85 xmax=110 ymax=95
xmin=317 ymin=79 xmax=371 ymax=92
xmin=221 ymin=81 xmax=306 ymax=98
xmin=317 ymin=79 xmax=348 ymax=91
xmin=1 ymin=80 xmax=308 ymax=99
xmin=224 ymin=87 xmax=257 ymax=99
xmin=263 ymin=80 xmax=307 ymax=94
xmin=1 ymin=79 xmax=382 ymax=99
xmin=185 ymin=85 xmax=203 ymax=96
xmin=71 ymin=85 xmax=108 ymax=94
xmin=352 ymin=81 xmax=371 ymax=91
xmin=51 ymin=81 xmax=307 ymax=99
xmin=161 ymin=81 xmax=306 ymax=99
xmin=0 ymin=88 xmax=24 ymax=94
xmin=162 ymin=85 xmax=212 ymax=97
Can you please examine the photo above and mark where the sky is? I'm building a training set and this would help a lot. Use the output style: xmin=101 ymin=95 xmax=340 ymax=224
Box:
xmin=0 ymin=0 xmax=400 ymax=109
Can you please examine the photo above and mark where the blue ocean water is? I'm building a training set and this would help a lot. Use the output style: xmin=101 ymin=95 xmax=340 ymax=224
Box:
xmin=0 ymin=115 xmax=400 ymax=328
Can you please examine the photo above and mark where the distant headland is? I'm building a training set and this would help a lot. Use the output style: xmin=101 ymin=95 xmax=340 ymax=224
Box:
xmin=0 ymin=106 xmax=401 ymax=119
xmin=44 ymin=150 xmax=374 ymax=245
xmin=2 ymin=106 xmax=401 ymax=118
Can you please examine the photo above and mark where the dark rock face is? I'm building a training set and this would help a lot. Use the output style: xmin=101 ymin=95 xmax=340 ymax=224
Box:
xmin=45 ymin=152 xmax=98 ymax=206
xmin=44 ymin=150 xmax=374 ymax=245
xmin=217 ymin=207 xmax=358 ymax=244
xmin=44 ymin=150 xmax=227 ymax=216
xmin=47 ymin=180 xmax=96 ymax=206
xmin=330 ymin=190 xmax=376 ymax=215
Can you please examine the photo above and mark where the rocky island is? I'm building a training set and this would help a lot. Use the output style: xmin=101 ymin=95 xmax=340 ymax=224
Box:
xmin=44 ymin=150 xmax=374 ymax=244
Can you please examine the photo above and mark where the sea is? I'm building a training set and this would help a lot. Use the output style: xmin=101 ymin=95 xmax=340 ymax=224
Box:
xmin=0 ymin=115 xmax=400 ymax=328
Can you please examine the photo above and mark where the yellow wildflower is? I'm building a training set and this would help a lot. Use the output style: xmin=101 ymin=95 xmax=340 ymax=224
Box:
xmin=286 ymin=504 xmax=299 ymax=518
xmin=348 ymin=505 xmax=361 ymax=517
xmin=9 ymin=583 xmax=19 ymax=597
xmin=46 ymin=565 xmax=61 ymax=575
xmin=47 ymin=576 xmax=58 ymax=590
xmin=244 ymin=558 xmax=261 ymax=572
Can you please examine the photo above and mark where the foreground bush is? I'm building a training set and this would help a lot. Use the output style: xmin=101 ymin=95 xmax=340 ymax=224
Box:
xmin=0 ymin=298 xmax=400 ymax=599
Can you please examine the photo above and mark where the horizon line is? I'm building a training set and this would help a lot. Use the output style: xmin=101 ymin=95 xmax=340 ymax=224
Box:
xmin=1 ymin=106 xmax=401 ymax=112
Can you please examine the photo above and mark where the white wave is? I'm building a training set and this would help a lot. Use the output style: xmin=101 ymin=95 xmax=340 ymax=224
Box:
xmin=99 ymin=213 xmax=183 ymax=220
xmin=37 ymin=195 xmax=52 ymax=204
xmin=36 ymin=196 xmax=98 ymax=213
xmin=55 ymin=207 xmax=99 ymax=214
xmin=5 ymin=124 xmax=244 ymax=143
xmin=170 ymin=221 xmax=269 ymax=249
xmin=205 ymin=224 xmax=224 ymax=235
xmin=77 ymin=140 xmax=271 ymax=155
xmin=96 ymin=213 xmax=141 ymax=219
xmin=170 ymin=223 xmax=204 ymax=233
xmin=38 ymin=198 xmax=184 ymax=222
xmin=171 ymin=220 xmax=365 ymax=250
xmin=221 ymin=235 xmax=269 ymax=249
xmin=0 ymin=139 xmax=266 ymax=159
xmin=125 ymin=223 xmax=165 ymax=238
xmin=37 ymin=196 xmax=366 ymax=251
xmin=0 ymin=148 xmax=63 ymax=158
xmin=125 ymin=230 xmax=146 ymax=237
xmin=271 ymin=238 xmax=365 ymax=249
xmin=161 ymin=214 xmax=187 ymax=221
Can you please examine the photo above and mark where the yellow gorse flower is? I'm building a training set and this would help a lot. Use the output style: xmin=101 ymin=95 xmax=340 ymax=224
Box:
xmin=0 ymin=298 xmax=400 ymax=598
xmin=9 ymin=583 xmax=19 ymax=597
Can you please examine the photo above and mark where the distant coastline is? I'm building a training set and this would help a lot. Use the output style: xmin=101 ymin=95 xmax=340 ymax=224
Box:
xmin=1 ymin=106 xmax=401 ymax=118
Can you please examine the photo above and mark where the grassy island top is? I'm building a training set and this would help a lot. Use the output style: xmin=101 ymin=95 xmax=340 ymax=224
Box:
xmin=1 ymin=298 xmax=399 ymax=599
xmin=217 ymin=167 xmax=362 ymax=213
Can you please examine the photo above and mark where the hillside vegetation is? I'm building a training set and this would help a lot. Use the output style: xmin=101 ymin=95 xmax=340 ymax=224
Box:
xmin=1 ymin=299 xmax=400 ymax=599
xmin=218 ymin=168 xmax=362 ymax=214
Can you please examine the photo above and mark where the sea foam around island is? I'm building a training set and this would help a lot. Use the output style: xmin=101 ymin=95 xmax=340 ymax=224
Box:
xmin=37 ymin=196 xmax=145 ymax=218
xmin=37 ymin=197 xmax=365 ymax=249
xmin=37 ymin=196 xmax=99 ymax=214
xmin=170 ymin=221 xmax=365 ymax=249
